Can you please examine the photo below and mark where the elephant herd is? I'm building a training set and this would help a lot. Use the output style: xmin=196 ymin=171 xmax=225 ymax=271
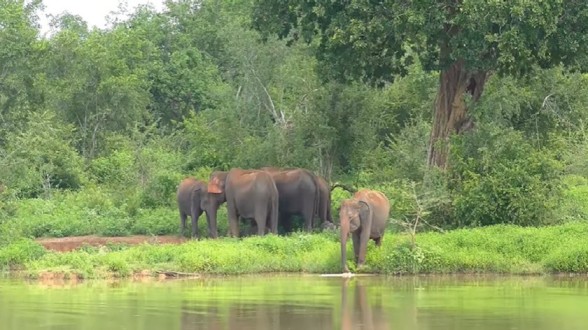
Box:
xmin=176 ymin=166 xmax=390 ymax=272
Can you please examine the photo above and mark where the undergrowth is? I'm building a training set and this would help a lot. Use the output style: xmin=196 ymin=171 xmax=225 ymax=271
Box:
xmin=2 ymin=222 xmax=588 ymax=279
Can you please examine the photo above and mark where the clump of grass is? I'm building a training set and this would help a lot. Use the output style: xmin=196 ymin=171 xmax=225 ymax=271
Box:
xmin=3 ymin=222 xmax=588 ymax=279
xmin=0 ymin=187 xmax=231 ymax=239
xmin=0 ymin=239 xmax=46 ymax=271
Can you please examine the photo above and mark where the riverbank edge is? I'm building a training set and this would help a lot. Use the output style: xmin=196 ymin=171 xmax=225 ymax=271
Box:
xmin=2 ymin=221 xmax=588 ymax=280
xmin=3 ymin=269 xmax=588 ymax=286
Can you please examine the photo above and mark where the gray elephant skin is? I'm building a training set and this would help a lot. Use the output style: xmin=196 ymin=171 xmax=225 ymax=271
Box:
xmin=260 ymin=167 xmax=321 ymax=232
xmin=176 ymin=177 xmax=217 ymax=239
xmin=339 ymin=189 xmax=390 ymax=273
xmin=261 ymin=166 xmax=334 ymax=230
xmin=208 ymin=168 xmax=279 ymax=237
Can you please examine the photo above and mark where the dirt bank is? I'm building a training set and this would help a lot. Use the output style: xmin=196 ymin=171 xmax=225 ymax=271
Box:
xmin=36 ymin=235 xmax=188 ymax=252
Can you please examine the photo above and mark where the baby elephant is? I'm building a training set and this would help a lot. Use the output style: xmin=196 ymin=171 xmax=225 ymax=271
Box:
xmin=339 ymin=189 xmax=390 ymax=273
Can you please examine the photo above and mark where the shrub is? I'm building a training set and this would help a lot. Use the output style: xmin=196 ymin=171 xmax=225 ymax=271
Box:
xmin=449 ymin=127 xmax=564 ymax=227
xmin=0 ymin=239 xmax=46 ymax=269
xmin=559 ymin=175 xmax=588 ymax=221
xmin=0 ymin=111 xmax=87 ymax=198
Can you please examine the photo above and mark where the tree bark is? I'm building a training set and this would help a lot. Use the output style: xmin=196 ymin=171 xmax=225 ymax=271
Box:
xmin=427 ymin=60 xmax=488 ymax=169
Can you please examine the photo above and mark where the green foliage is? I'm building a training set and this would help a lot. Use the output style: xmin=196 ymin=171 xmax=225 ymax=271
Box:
xmin=2 ymin=222 xmax=587 ymax=278
xmin=449 ymin=127 xmax=564 ymax=227
xmin=252 ymin=0 xmax=588 ymax=85
xmin=2 ymin=0 xmax=588 ymax=272
xmin=0 ymin=239 xmax=45 ymax=270
xmin=0 ymin=111 xmax=87 ymax=198
xmin=0 ymin=0 xmax=44 ymax=144
xmin=559 ymin=175 xmax=588 ymax=221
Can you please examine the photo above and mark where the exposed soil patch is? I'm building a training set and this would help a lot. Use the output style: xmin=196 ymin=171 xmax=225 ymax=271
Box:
xmin=36 ymin=235 xmax=188 ymax=252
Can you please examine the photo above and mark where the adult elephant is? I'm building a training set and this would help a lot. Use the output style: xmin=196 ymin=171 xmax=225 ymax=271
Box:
xmin=339 ymin=189 xmax=390 ymax=273
xmin=260 ymin=167 xmax=319 ymax=232
xmin=261 ymin=166 xmax=334 ymax=230
xmin=176 ymin=177 xmax=217 ymax=239
xmin=208 ymin=168 xmax=278 ymax=237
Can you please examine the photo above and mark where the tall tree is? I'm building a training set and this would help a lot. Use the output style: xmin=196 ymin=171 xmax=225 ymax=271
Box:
xmin=251 ymin=0 xmax=588 ymax=168
xmin=44 ymin=14 xmax=154 ymax=159
xmin=0 ymin=0 xmax=44 ymax=145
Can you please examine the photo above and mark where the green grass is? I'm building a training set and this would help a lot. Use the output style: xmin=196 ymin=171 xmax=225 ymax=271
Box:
xmin=2 ymin=222 xmax=588 ymax=279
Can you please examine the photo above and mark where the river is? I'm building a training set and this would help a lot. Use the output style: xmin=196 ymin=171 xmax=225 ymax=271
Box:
xmin=0 ymin=274 xmax=587 ymax=329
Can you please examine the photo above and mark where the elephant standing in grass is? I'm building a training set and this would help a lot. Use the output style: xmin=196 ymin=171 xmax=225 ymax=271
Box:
xmin=339 ymin=189 xmax=390 ymax=273
xmin=208 ymin=168 xmax=278 ymax=237
xmin=261 ymin=167 xmax=319 ymax=232
xmin=261 ymin=166 xmax=334 ymax=231
xmin=177 ymin=177 xmax=216 ymax=239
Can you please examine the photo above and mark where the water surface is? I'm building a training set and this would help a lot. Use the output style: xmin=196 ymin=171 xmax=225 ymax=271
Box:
xmin=1 ymin=274 xmax=587 ymax=329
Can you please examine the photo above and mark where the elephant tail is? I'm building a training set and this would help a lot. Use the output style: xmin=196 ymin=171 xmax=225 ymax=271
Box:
xmin=311 ymin=173 xmax=321 ymax=221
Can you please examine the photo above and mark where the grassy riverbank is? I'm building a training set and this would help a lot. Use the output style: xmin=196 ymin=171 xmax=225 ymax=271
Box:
xmin=2 ymin=222 xmax=588 ymax=279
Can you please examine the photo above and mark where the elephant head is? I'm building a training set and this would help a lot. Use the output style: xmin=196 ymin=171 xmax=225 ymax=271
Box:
xmin=203 ymin=171 xmax=228 ymax=236
xmin=207 ymin=171 xmax=227 ymax=195
xmin=339 ymin=199 xmax=372 ymax=273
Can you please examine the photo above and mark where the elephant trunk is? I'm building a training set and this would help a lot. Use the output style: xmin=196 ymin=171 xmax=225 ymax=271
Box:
xmin=206 ymin=201 xmax=219 ymax=238
xmin=340 ymin=215 xmax=350 ymax=273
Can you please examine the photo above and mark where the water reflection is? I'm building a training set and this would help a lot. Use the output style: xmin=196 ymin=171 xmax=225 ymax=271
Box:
xmin=178 ymin=278 xmax=398 ymax=330
xmin=2 ymin=275 xmax=588 ymax=330
xmin=341 ymin=278 xmax=391 ymax=330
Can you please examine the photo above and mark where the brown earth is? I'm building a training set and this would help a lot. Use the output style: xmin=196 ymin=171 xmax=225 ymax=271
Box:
xmin=36 ymin=235 xmax=188 ymax=252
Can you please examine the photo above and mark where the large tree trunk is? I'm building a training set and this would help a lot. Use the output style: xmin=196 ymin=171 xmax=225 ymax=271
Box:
xmin=427 ymin=60 xmax=488 ymax=169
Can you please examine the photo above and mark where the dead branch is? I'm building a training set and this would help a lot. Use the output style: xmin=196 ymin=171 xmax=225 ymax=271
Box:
xmin=156 ymin=271 xmax=201 ymax=278
xmin=330 ymin=182 xmax=357 ymax=194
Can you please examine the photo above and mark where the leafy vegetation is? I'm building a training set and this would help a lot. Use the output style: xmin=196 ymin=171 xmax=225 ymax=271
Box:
xmin=1 ymin=0 xmax=588 ymax=276
xmin=2 ymin=222 xmax=588 ymax=278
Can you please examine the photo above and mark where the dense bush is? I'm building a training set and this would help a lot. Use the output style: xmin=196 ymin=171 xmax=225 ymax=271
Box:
xmin=0 ymin=111 xmax=87 ymax=198
xmin=448 ymin=127 xmax=565 ymax=227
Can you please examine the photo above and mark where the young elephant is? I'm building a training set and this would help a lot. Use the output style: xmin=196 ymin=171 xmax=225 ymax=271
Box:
xmin=339 ymin=189 xmax=390 ymax=273
xmin=177 ymin=177 xmax=210 ymax=239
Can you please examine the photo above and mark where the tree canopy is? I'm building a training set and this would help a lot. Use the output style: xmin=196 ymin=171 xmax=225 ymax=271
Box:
xmin=252 ymin=0 xmax=588 ymax=167
xmin=1 ymin=0 xmax=588 ymax=231
xmin=253 ymin=0 xmax=588 ymax=83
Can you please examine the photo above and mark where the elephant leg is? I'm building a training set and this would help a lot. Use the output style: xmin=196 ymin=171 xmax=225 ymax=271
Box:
xmin=206 ymin=212 xmax=218 ymax=239
xmin=357 ymin=227 xmax=371 ymax=267
xmin=255 ymin=208 xmax=268 ymax=236
xmin=352 ymin=231 xmax=361 ymax=264
xmin=374 ymin=236 xmax=382 ymax=247
xmin=206 ymin=205 xmax=220 ymax=239
xmin=302 ymin=204 xmax=314 ymax=232
xmin=190 ymin=208 xmax=203 ymax=239
xmin=179 ymin=212 xmax=187 ymax=237
xmin=227 ymin=205 xmax=240 ymax=238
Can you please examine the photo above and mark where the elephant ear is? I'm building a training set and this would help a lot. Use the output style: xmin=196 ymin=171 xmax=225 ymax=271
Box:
xmin=358 ymin=201 xmax=371 ymax=224
xmin=207 ymin=176 xmax=223 ymax=194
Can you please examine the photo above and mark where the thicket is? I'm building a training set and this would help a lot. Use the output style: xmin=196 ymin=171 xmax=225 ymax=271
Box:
xmin=1 ymin=0 xmax=588 ymax=248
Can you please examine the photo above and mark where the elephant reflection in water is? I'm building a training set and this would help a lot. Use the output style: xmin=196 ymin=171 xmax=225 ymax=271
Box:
xmin=225 ymin=304 xmax=333 ymax=329
xmin=341 ymin=279 xmax=390 ymax=330
xmin=180 ymin=301 xmax=333 ymax=330
xmin=180 ymin=302 xmax=224 ymax=330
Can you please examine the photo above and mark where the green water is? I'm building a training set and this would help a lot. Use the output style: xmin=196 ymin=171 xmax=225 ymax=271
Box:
xmin=1 ymin=275 xmax=587 ymax=330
